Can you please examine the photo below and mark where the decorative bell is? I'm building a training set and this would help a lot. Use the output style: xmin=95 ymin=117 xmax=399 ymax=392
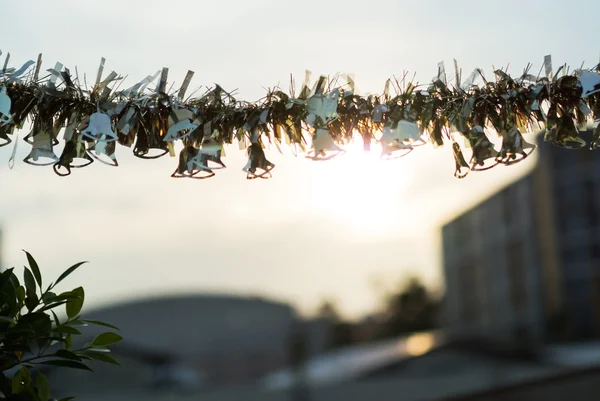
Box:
xmin=171 ymin=145 xmax=215 ymax=179
xmin=380 ymin=126 xmax=413 ymax=159
xmin=81 ymin=111 xmax=118 ymax=142
xmin=133 ymin=124 xmax=169 ymax=159
xmin=0 ymin=86 xmax=12 ymax=126
xmin=308 ymin=128 xmax=345 ymax=160
xmin=0 ymin=124 xmax=14 ymax=147
xmin=496 ymin=127 xmax=536 ymax=165
xmin=577 ymin=70 xmax=600 ymax=98
xmin=199 ymin=138 xmax=226 ymax=168
xmin=244 ymin=143 xmax=274 ymax=179
xmin=382 ymin=120 xmax=425 ymax=145
xmin=164 ymin=109 xmax=198 ymax=142
xmin=548 ymin=114 xmax=586 ymax=149
xmin=53 ymin=138 xmax=94 ymax=176
xmin=452 ymin=141 xmax=470 ymax=179
xmin=428 ymin=120 xmax=446 ymax=147
xmin=467 ymin=125 xmax=498 ymax=171
xmin=88 ymin=135 xmax=118 ymax=166
xmin=306 ymin=89 xmax=339 ymax=128
xmin=23 ymin=132 xmax=59 ymax=166
xmin=371 ymin=104 xmax=389 ymax=123
xmin=380 ymin=120 xmax=424 ymax=159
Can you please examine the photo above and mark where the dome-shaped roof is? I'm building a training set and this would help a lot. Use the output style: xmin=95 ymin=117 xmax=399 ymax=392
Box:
xmin=80 ymin=293 xmax=296 ymax=359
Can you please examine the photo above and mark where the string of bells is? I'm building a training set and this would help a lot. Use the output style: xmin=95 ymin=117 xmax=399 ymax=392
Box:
xmin=0 ymin=53 xmax=599 ymax=180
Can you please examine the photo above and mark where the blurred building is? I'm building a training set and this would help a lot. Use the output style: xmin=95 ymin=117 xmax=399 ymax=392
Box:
xmin=47 ymin=294 xmax=298 ymax=398
xmin=301 ymin=316 xmax=333 ymax=356
xmin=442 ymin=131 xmax=600 ymax=345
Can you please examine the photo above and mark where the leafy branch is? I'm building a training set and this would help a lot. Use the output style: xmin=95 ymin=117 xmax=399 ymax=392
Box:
xmin=0 ymin=251 xmax=122 ymax=401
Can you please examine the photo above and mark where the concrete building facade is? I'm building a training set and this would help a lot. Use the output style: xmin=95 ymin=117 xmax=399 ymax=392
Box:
xmin=442 ymin=131 xmax=600 ymax=344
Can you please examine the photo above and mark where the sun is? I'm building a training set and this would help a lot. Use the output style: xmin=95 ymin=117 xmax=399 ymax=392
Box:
xmin=307 ymin=136 xmax=414 ymax=235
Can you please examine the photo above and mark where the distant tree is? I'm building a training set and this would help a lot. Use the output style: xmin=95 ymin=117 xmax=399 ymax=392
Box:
xmin=376 ymin=277 xmax=440 ymax=339
xmin=317 ymin=300 xmax=340 ymax=323
xmin=0 ymin=251 xmax=122 ymax=401
xmin=317 ymin=300 xmax=354 ymax=350
xmin=329 ymin=322 xmax=354 ymax=350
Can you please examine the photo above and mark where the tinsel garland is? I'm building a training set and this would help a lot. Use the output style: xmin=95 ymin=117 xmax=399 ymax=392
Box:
xmin=0 ymin=52 xmax=599 ymax=179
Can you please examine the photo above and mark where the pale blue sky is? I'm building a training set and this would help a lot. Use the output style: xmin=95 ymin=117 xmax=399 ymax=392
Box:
xmin=0 ymin=0 xmax=597 ymax=319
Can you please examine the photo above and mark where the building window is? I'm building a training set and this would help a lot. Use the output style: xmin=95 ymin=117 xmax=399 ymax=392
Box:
xmin=459 ymin=262 xmax=479 ymax=326
xmin=563 ymin=277 xmax=595 ymax=340
xmin=550 ymin=142 xmax=580 ymax=170
xmin=579 ymin=146 xmax=592 ymax=167
xmin=454 ymin=216 xmax=470 ymax=247
xmin=507 ymin=241 xmax=527 ymax=320
xmin=593 ymin=276 xmax=600 ymax=338
xmin=561 ymin=248 xmax=591 ymax=280
xmin=584 ymin=180 xmax=599 ymax=229
xmin=591 ymin=243 xmax=600 ymax=262
xmin=556 ymin=184 xmax=586 ymax=234
xmin=502 ymin=189 xmax=514 ymax=228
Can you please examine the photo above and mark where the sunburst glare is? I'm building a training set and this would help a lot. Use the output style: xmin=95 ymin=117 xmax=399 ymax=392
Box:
xmin=305 ymin=134 xmax=414 ymax=236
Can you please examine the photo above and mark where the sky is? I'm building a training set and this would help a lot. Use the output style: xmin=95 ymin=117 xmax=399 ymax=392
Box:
xmin=0 ymin=0 xmax=598 ymax=320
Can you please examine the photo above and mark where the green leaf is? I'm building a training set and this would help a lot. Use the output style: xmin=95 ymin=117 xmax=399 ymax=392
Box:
xmin=41 ymin=292 xmax=57 ymax=304
xmin=38 ymin=301 xmax=68 ymax=313
xmin=12 ymin=368 xmax=23 ymax=394
xmin=48 ymin=292 xmax=83 ymax=303
xmin=92 ymin=332 xmax=123 ymax=347
xmin=54 ymin=262 xmax=87 ymax=288
xmin=65 ymin=319 xmax=87 ymax=327
xmin=25 ymin=293 xmax=39 ymax=312
xmin=65 ymin=334 xmax=72 ymax=349
xmin=83 ymin=320 xmax=120 ymax=331
xmin=58 ymin=398 xmax=76 ymax=401
xmin=51 ymin=311 xmax=60 ymax=326
xmin=23 ymin=268 xmax=36 ymax=297
xmin=65 ymin=287 xmax=84 ymax=319
xmin=36 ymin=372 xmax=50 ymax=401
xmin=54 ymin=326 xmax=81 ymax=335
xmin=16 ymin=286 xmax=26 ymax=303
xmin=84 ymin=352 xmax=121 ymax=366
xmin=40 ymin=360 xmax=92 ymax=372
xmin=20 ymin=366 xmax=31 ymax=384
xmin=23 ymin=251 xmax=42 ymax=289
xmin=86 ymin=347 xmax=110 ymax=353
xmin=37 ymin=292 xmax=82 ymax=313
xmin=55 ymin=349 xmax=82 ymax=361
xmin=4 ymin=267 xmax=17 ymax=281
xmin=12 ymin=366 xmax=30 ymax=394
xmin=0 ymin=280 xmax=18 ymax=317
